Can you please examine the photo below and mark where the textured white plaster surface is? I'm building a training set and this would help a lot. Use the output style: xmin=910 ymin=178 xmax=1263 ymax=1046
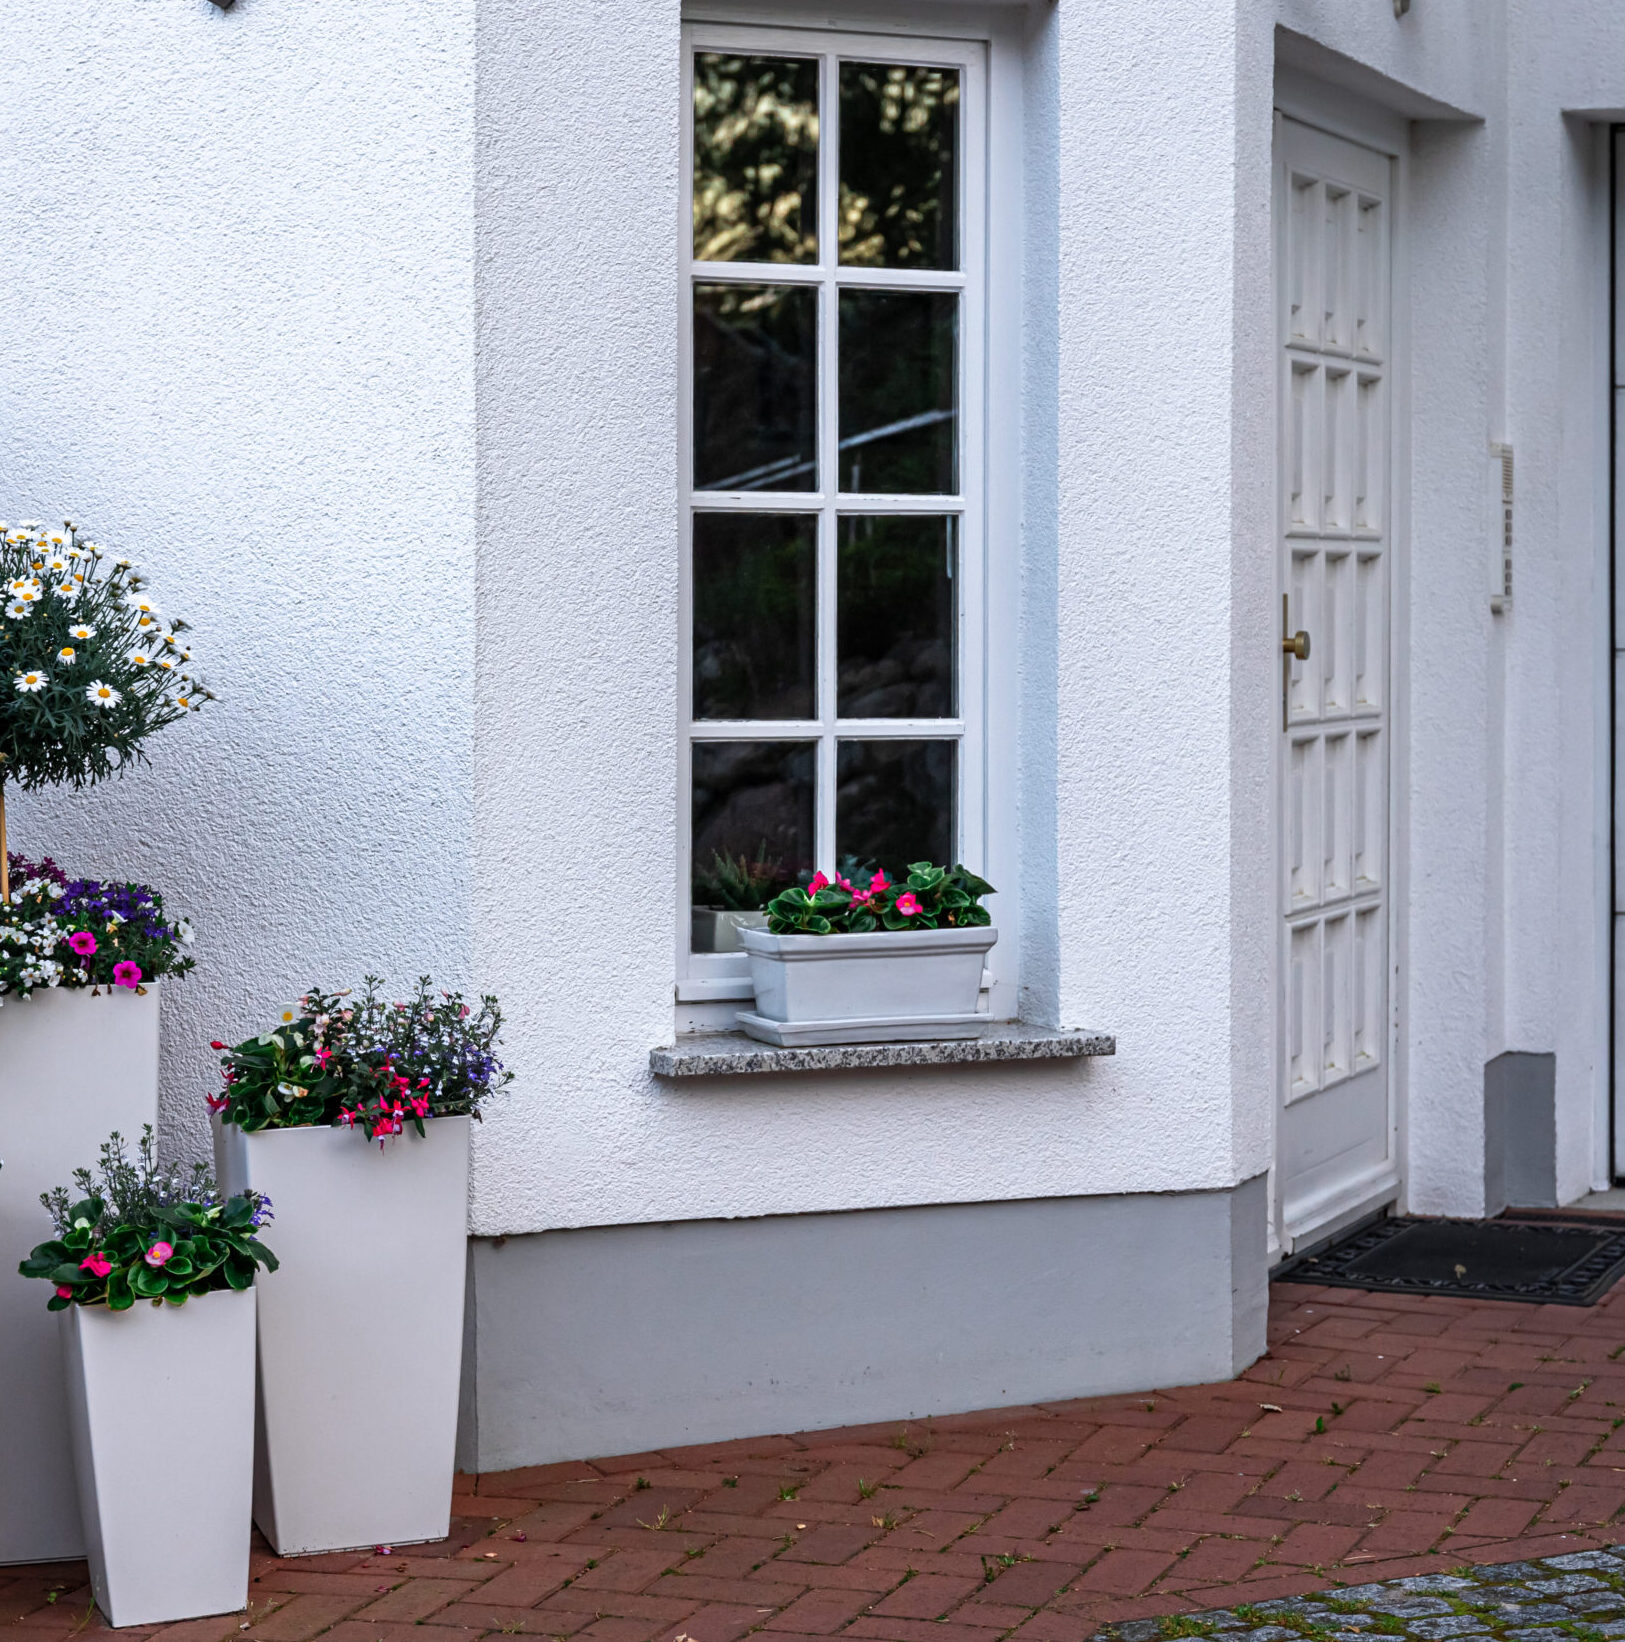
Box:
xmin=0 ymin=0 xmax=476 ymax=1167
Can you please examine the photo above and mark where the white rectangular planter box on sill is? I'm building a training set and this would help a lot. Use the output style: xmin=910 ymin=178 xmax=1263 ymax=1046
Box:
xmin=737 ymin=925 xmax=998 ymax=1046
xmin=214 ymin=1114 xmax=470 ymax=1556
xmin=64 ymin=1286 xmax=256 ymax=1627
xmin=0 ymin=984 xmax=161 ymax=1565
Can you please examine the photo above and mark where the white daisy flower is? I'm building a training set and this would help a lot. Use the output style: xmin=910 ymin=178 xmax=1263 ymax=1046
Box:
xmin=13 ymin=669 xmax=47 ymax=693
xmin=12 ymin=586 xmax=41 ymax=608
xmin=43 ymin=555 xmax=69 ymax=575
xmin=85 ymin=680 xmax=121 ymax=708
xmin=129 ymin=646 xmax=156 ymax=668
xmin=69 ymin=623 xmax=96 ymax=642
xmin=50 ymin=583 xmax=80 ymax=602
xmin=153 ymin=653 xmax=179 ymax=672
xmin=55 ymin=646 xmax=76 ymax=666
xmin=132 ymin=611 xmax=161 ymax=633
xmin=5 ymin=602 xmax=30 ymax=621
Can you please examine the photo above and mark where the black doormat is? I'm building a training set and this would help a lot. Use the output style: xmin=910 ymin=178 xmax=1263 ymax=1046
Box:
xmin=1275 ymin=1215 xmax=1625 ymax=1305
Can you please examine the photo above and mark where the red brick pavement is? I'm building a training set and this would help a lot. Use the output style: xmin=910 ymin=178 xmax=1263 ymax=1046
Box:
xmin=10 ymin=1278 xmax=1625 ymax=1641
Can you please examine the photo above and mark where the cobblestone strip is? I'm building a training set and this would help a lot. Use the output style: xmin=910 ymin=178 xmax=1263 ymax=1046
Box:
xmin=1094 ymin=1552 xmax=1625 ymax=1642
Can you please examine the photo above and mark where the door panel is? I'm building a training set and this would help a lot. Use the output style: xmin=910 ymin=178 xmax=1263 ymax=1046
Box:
xmin=1275 ymin=116 xmax=1397 ymax=1252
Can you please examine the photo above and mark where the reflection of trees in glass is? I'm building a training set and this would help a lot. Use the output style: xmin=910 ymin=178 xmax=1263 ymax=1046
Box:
xmin=693 ymin=513 xmax=816 ymax=719
xmin=838 ymin=291 xmax=956 ymax=494
xmin=694 ymin=284 xmax=817 ymax=491
xmin=839 ymin=64 xmax=959 ymax=269
xmin=836 ymin=739 xmax=955 ymax=880
xmin=838 ymin=516 xmax=955 ymax=718
xmin=691 ymin=741 xmax=816 ymax=903
xmin=694 ymin=55 xmax=820 ymax=265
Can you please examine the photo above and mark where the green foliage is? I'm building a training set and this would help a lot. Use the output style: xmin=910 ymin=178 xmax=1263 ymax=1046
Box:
xmin=0 ymin=520 xmax=211 ymax=792
xmin=210 ymin=975 xmax=511 ymax=1144
xmin=692 ymin=846 xmax=786 ymax=912
xmin=17 ymin=1127 xmax=275 ymax=1311
xmin=766 ymin=860 xmax=993 ymax=936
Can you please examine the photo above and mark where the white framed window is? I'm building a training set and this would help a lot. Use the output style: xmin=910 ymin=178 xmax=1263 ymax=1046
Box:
xmin=678 ymin=17 xmax=1013 ymax=1010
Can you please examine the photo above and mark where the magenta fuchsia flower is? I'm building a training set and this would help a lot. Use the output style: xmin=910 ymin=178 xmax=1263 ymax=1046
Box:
xmin=143 ymin=1241 xmax=173 ymax=1268
xmin=205 ymin=1090 xmax=229 ymax=1114
xmin=111 ymin=960 xmax=142 ymax=990
xmin=66 ymin=930 xmax=96 ymax=957
xmin=896 ymin=892 xmax=922 ymax=917
xmin=79 ymin=1252 xmax=112 ymax=1278
xmin=312 ymin=1047 xmax=333 ymax=1068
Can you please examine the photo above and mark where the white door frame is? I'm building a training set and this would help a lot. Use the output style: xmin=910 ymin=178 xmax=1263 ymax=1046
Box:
xmin=1271 ymin=71 xmax=1412 ymax=1260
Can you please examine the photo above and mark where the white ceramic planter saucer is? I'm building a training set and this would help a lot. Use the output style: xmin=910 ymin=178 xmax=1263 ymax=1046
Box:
xmin=734 ymin=1010 xmax=990 ymax=1046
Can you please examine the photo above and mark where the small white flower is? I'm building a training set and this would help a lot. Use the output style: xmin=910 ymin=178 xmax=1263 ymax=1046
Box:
xmin=132 ymin=611 xmax=161 ymax=634
xmin=42 ymin=555 xmax=69 ymax=575
xmin=69 ymin=623 xmax=96 ymax=642
xmin=174 ymin=919 xmax=195 ymax=946
xmin=129 ymin=646 xmax=156 ymax=667
xmin=13 ymin=669 xmax=47 ymax=693
xmin=50 ymin=583 xmax=80 ymax=603
xmin=5 ymin=602 xmax=30 ymax=622
xmin=55 ymin=646 xmax=76 ymax=666
xmin=123 ymin=590 xmax=156 ymax=617
xmin=153 ymin=653 xmax=179 ymax=672
xmin=85 ymin=680 xmax=121 ymax=708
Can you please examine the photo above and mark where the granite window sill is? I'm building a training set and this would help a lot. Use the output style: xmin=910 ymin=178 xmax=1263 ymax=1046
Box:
xmin=649 ymin=1022 xmax=1115 ymax=1079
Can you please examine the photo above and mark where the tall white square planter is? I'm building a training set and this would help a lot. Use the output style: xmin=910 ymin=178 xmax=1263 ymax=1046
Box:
xmin=0 ymin=985 xmax=161 ymax=1565
xmin=737 ymin=925 xmax=998 ymax=1045
xmin=213 ymin=1115 xmax=470 ymax=1555
xmin=63 ymin=1286 xmax=256 ymax=1626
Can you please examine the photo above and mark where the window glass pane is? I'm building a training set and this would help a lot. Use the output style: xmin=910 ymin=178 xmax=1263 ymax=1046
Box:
xmin=694 ymin=513 xmax=816 ymax=720
xmin=691 ymin=742 xmax=815 ymax=947
xmin=838 ymin=290 xmax=956 ymax=494
xmin=837 ymin=515 xmax=955 ymax=718
xmin=838 ymin=63 xmax=959 ymax=270
xmin=694 ymin=54 xmax=819 ymax=265
xmin=695 ymin=284 xmax=817 ymax=491
xmin=836 ymin=739 xmax=955 ymax=879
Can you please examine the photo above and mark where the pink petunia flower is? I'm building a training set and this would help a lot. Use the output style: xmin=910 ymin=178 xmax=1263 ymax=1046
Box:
xmin=66 ymin=930 xmax=96 ymax=957
xmin=896 ymin=892 xmax=922 ymax=917
xmin=111 ymin=961 xmax=141 ymax=990
xmin=80 ymin=1252 xmax=111 ymax=1278
xmin=144 ymin=1241 xmax=173 ymax=1268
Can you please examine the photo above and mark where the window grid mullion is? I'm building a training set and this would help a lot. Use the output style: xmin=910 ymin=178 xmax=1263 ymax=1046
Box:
xmin=816 ymin=46 xmax=841 ymax=872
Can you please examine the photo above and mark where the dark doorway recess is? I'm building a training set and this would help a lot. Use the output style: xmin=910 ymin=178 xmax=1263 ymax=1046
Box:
xmin=1276 ymin=1215 xmax=1625 ymax=1305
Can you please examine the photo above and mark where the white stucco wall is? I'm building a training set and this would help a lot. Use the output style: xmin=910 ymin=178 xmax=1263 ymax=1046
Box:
xmin=0 ymin=0 xmax=476 ymax=1166
xmin=3 ymin=0 xmax=1621 ymax=1244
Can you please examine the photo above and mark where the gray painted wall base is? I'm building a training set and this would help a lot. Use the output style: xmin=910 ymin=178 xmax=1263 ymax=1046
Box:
xmin=456 ymin=1177 xmax=1269 ymax=1472
xmin=1484 ymin=1051 xmax=1557 ymax=1213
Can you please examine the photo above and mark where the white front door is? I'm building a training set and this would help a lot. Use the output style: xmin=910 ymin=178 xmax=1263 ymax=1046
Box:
xmin=1274 ymin=115 xmax=1398 ymax=1253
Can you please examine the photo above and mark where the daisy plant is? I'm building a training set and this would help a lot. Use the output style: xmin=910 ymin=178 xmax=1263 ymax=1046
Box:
xmin=0 ymin=852 xmax=195 ymax=1004
xmin=0 ymin=518 xmax=212 ymax=903
xmin=208 ymin=976 xmax=511 ymax=1146
xmin=765 ymin=861 xmax=994 ymax=935
xmin=18 ymin=1126 xmax=276 ymax=1312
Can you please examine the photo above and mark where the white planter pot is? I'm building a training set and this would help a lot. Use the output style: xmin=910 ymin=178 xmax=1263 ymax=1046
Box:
xmin=737 ymin=924 xmax=998 ymax=1045
xmin=213 ymin=1115 xmax=469 ymax=1555
xmin=0 ymin=985 xmax=160 ymax=1564
xmin=63 ymin=1286 xmax=255 ymax=1626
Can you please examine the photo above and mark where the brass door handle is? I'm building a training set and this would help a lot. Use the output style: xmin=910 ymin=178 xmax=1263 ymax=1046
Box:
xmin=1282 ymin=630 xmax=1310 ymax=661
